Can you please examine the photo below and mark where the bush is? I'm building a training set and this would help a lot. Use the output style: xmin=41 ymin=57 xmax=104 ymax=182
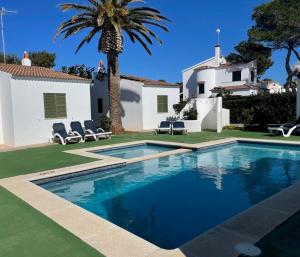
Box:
xmin=99 ymin=115 xmax=112 ymax=131
xmin=183 ymin=108 xmax=198 ymax=120
xmin=223 ymin=93 xmax=296 ymax=129
xmin=173 ymin=100 xmax=187 ymax=115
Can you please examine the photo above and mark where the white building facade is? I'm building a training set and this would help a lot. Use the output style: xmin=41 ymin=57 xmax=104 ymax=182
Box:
xmin=258 ymin=79 xmax=284 ymax=94
xmin=0 ymin=64 xmax=91 ymax=147
xmin=182 ymin=45 xmax=258 ymax=99
xmin=91 ymin=75 xmax=180 ymax=131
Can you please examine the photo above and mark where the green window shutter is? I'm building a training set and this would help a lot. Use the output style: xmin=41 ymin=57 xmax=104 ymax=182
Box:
xmin=44 ymin=93 xmax=67 ymax=119
xmin=55 ymin=93 xmax=67 ymax=118
xmin=157 ymin=95 xmax=168 ymax=113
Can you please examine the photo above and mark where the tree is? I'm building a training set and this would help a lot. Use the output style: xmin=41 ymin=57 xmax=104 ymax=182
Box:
xmin=29 ymin=51 xmax=56 ymax=68
xmin=226 ymin=40 xmax=273 ymax=78
xmin=55 ymin=0 xmax=169 ymax=133
xmin=0 ymin=53 xmax=21 ymax=64
xmin=248 ymin=0 xmax=300 ymax=89
xmin=61 ymin=64 xmax=95 ymax=79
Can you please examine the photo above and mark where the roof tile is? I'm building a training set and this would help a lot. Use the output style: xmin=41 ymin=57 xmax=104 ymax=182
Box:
xmin=0 ymin=64 xmax=89 ymax=82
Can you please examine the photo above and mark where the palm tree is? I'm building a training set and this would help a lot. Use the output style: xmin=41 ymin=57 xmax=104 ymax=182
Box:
xmin=56 ymin=0 xmax=170 ymax=133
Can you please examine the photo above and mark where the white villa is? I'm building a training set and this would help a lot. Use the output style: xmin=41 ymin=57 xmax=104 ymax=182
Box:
xmin=182 ymin=45 xmax=258 ymax=98
xmin=258 ymin=79 xmax=284 ymax=94
xmin=91 ymin=75 xmax=180 ymax=131
xmin=0 ymin=63 xmax=91 ymax=147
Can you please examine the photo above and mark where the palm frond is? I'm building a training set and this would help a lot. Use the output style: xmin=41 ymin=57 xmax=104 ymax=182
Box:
xmin=56 ymin=0 xmax=170 ymax=55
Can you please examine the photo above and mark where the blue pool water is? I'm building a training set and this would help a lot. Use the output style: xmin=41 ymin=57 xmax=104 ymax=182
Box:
xmin=92 ymin=143 xmax=177 ymax=159
xmin=39 ymin=142 xmax=300 ymax=249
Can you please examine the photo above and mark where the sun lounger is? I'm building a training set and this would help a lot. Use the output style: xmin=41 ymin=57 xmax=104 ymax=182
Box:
xmin=70 ymin=121 xmax=97 ymax=141
xmin=268 ymin=117 xmax=300 ymax=137
xmin=155 ymin=121 xmax=172 ymax=135
xmin=84 ymin=120 xmax=112 ymax=140
xmin=172 ymin=121 xmax=187 ymax=135
xmin=52 ymin=123 xmax=82 ymax=145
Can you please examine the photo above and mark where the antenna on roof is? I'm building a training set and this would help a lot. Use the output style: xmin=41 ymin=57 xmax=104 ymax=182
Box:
xmin=216 ymin=28 xmax=221 ymax=46
xmin=0 ymin=7 xmax=18 ymax=64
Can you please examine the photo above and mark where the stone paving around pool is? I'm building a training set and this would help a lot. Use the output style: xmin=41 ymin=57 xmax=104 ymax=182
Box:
xmin=1 ymin=138 xmax=300 ymax=257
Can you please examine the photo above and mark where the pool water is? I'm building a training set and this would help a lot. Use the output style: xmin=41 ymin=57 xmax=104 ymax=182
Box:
xmin=39 ymin=142 xmax=300 ymax=249
xmin=92 ymin=143 xmax=177 ymax=159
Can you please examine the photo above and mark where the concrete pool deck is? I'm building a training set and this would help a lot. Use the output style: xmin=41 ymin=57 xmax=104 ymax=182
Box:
xmin=1 ymin=137 xmax=300 ymax=257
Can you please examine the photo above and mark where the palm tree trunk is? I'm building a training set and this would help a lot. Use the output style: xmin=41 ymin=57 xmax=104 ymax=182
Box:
xmin=285 ymin=47 xmax=293 ymax=90
xmin=107 ymin=52 xmax=124 ymax=134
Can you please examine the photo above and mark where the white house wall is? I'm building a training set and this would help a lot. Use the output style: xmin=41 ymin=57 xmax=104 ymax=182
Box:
xmin=0 ymin=72 xmax=15 ymax=145
xmin=10 ymin=77 xmax=91 ymax=147
xmin=215 ymin=62 xmax=256 ymax=87
xmin=182 ymin=57 xmax=216 ymax=99
xmin=91 ymin=77 xmax=144 ymax=131
xmin=120 ymin=79 xmax=144 ymax=131
xmin=196 ymin=69 xmax=216 ymax=98
xmin=90 ymin=77 xmax=109 ymax=122
xmin=142 ymin=86 xmax=180 ymax=130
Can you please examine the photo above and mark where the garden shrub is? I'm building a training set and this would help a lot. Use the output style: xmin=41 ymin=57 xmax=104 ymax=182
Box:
xmin=183 ymin=108 xmax=198 ymax=120
xmin=223 ymin=92 xmax=296 ymax=129
xmin=99 ymin=115 xmax=112 ymax=131
xmin=173 ymin=100 xmax=188 ymax=115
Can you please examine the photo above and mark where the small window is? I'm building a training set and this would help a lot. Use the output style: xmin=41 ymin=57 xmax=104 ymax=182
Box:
xmin=157 ymin=95 xmax=168 ymax=113
xmin=251 ymin=71 xmax=255 ymax=82
xmin=44 ymin=93 xmax=67 ymax=119
xmin=232 ymin=70 xmax=242 ymax=82
xmin=198 ymin=83 xmax=205 ymax=94
xmin=98 ymin=98 xmax=103 ymax=113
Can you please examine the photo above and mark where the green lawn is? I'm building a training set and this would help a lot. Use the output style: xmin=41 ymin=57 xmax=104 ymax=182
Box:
xmin=0 ymin=186 xmax=104 ymax=257
xmin=0 ymin=130 xmax=299 ymax=257
xmin=1 ymin=130 xmax=299 ymax=179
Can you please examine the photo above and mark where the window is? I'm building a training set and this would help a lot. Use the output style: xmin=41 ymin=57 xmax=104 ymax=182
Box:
xmin=232 ymin=70 xmax=242 ymax=82
xmin=157 ymin=95 xmax=168 ymax=113
xmin=198 ymin=83 xmax=205 ymax=94
xmin=98 ymin=98 xmax=103 ymax=113
xmin=44 ymin=93 xmax=67 ymax=119
xmin=251 ymin=71 xmax=255 ymax=82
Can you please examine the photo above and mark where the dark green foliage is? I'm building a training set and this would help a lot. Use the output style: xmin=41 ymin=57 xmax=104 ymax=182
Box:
xmin=29 ymin=51 xmax=56 ymax=68
xmin=183 ymin=108 xmax=198 ymax=120
xmin=0 ymin=53 xmax=21 ymax=64
xmin=173 ymin=100 xmax=188 ymax=115
xmin=223 ymin=93 xmax=296 ymax=128
xmin=61 ymin=64 xmax=95 ymax=79
xmin=249 ymin=0 xmax=300 ymax=87
xmin=99 ymin=115 xmax=112 ymax=132
xmin=226 ymin=40 xmax=273 ymax=78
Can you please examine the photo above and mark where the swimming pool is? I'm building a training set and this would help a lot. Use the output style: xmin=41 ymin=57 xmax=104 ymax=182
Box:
xmin=92 ymin=143 xmax=178 ymax=159
xmin=38 ymin=142 xmax=300 ymax=249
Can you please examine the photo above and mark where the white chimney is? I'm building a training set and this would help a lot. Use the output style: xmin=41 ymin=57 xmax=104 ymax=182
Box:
xmin=21 ymin=51 xmax=31 ymax=66
xmin=215 ymin=45 xmax=221 ymax=67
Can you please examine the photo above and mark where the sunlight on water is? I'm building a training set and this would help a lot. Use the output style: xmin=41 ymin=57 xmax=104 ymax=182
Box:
xmin=40 ymin=143 xmax=300 ymax=249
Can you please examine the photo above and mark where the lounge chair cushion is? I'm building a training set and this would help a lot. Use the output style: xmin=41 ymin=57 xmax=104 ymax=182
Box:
xmin=71 ymin=121 xmax=85 ymax=137
xmin=53 ymin=123 xmax=68 ymax=139
xmin=159 ymin=121 xmax=171 ymax=128
xmin=173 ymin=122 xmax=185 ymax=129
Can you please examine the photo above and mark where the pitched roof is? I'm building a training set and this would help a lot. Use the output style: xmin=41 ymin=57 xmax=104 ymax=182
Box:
xmin=194 ymin=61 xmax=253 ymax=72
xmin=211 ymin=84 xmax=259 ymax=91
xmin=121 ymin=75 xmax=180 ymax=87
xmin=0 ymin=64 xmax=90 ymax=82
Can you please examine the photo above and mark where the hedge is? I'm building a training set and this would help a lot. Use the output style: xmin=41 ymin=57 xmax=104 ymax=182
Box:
xmin=223 ymin=93 xmax=297 ymax=128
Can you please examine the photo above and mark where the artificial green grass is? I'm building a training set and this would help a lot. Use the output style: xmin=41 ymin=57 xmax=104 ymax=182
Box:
xmin=0 ymin=186 xmax=104 ymax=257
xmin=0 ymin=130 xmax=299 ymax=257
xmin=0 ymin=130 xmax=299 ymax=179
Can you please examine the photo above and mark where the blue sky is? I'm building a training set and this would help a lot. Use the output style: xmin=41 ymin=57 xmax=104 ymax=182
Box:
xmin=1 ymin=0 xmax=296 ymax=84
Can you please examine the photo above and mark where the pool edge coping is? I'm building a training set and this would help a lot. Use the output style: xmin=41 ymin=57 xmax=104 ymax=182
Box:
xmin=1 ymin=137 xmax=300 ymax=257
